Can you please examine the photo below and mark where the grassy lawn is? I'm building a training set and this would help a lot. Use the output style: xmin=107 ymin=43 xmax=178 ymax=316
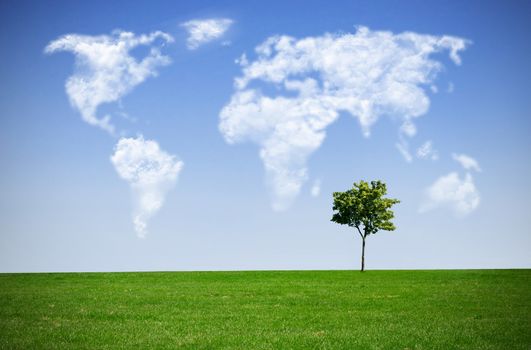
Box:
xmin=0 ymin=270 xmax=530 ymax=349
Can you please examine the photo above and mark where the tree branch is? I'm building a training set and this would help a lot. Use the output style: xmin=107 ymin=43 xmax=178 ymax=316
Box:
xmin=355 ymin=225 xmax=363 ymax=240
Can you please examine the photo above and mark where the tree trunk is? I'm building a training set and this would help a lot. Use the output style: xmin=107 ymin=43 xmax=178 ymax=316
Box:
xmin=361 ymin=237 xmax=366 ymax=272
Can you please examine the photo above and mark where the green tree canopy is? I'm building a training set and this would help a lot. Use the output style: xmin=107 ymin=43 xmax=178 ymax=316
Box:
xmin=331 ymin=180 xmax=400 ymax=271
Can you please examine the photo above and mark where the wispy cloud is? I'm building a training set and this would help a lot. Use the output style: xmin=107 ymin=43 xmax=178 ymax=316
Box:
xmin=220 ymin=26 xmax=469 ymax=210
xmin=45 ymin=30 xmax=174 ymax=134
xmin=111 ymin=136 xmax=183 ymax=238
xmin=420 ymin=172 xmax=480 ymax=216
xmin=421 ymin=153 xmax=481 ymax=216
xmin=453 ymin=153 xmax=481 ymax=172
xmin=310 ymin=179 xmax=321 ymax=197
xmin=396 ymin=139 xmax=413 ymax=163
xmin=417 ymin=140 xmax=439 ymax=160
xmin=181 ymin=18 xmax=233 ymax=50
xmin=447 ymin=82 xmax=454 ymax=93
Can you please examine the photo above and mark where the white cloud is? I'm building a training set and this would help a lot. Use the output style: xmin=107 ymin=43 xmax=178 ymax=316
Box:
xmin=235 ymin=53 xmax=248 ymax=66
xmin=111 ymin=136 xmax=183 ymax=238
xmin=220 ymin=26 xmax=468 ymax=210
xmin=417 ymin=140 xmax=439 ymax=160
xmin=310 ymin=179 xmax=321 ymax=197
xmin=447 ymin=82 xmax=454 ymax=93
xmin=453 ymin=153 xmax=481 ymax=172
xmin=420 ymin=172 xmax=480 ymax=216
xmin=181 ymin=18 xmax=233 ymax=50
xmin=396 ymin=139 xmax=413 ymax=163
xmin=45 ymin=30 xmax=174 ymax=134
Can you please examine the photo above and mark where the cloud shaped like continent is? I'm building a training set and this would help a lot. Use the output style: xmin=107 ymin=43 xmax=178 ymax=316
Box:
xmin=45 ymin=30 xmax=174 ymax=134
xmin=220 ymin=26 xmax=469 ymax=210
xmin=181 ymin=18 xmax=233 ymax=50
xmin=111 ymin=136 xmax=183 ymax=238
xmin=420 ymin=172 xmax=480 ymax=216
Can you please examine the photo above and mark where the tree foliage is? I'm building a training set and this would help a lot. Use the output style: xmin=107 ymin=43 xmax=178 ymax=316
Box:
xmin=332 ymin=180 xmax=399 ymax=237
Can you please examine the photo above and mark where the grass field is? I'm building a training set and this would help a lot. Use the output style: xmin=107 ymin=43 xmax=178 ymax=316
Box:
xmin=0 ymin=270 xmax=530 ymax=349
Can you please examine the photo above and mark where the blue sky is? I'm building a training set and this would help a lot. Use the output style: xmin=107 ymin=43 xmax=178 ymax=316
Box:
xmin=1 ymin=0 xmax=530 ymax=272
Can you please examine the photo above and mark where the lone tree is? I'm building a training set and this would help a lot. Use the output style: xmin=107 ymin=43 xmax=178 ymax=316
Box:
xmin=331 ymin=180 xmax=400 ymax=272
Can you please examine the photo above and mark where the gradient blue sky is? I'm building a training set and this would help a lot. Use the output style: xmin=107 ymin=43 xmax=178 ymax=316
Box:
xmin=1 ymin=0 xmax=530 ymax=272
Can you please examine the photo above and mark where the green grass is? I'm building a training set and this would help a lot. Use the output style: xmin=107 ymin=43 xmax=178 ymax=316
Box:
xmin=0 ymin=270 xmax=530 ymax=349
